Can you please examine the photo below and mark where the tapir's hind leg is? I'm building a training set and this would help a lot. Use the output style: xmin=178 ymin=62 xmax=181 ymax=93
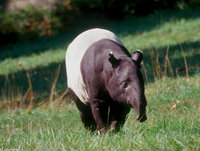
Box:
xmin=69 ymin=88 xmax=96 ymax=130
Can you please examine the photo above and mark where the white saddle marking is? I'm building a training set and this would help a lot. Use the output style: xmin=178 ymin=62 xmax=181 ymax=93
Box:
xmin=66 ymin=28 xmax=124 ymax=104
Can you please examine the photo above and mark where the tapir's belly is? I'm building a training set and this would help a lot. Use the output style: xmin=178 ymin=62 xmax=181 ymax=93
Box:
xmin=66 ymin=28 xmax=124 ymax=104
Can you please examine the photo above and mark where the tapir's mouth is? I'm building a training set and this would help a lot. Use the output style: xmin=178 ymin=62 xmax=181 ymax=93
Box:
xmin=136 ymin=113 xmax=147 ymax=122
xmin=129 ymin=101 xmax=147 ymax=122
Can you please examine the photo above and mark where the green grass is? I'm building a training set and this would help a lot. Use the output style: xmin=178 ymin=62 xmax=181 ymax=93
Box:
xmin=0 ymin=9 xmax=200 ymax=150
xmin=0 ymin=9 xmax=200 ymax=75
xmin=0 ymin=76 xmax=199 ymax=150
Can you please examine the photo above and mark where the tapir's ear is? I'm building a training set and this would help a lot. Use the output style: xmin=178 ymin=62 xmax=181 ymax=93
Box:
xmin=132 ymin=50 xmax=143 ymax=67
xmin=132 ymin=49 xmax=143 ymax=63
xmin=108 ymin=50 xmax=120 ymax=68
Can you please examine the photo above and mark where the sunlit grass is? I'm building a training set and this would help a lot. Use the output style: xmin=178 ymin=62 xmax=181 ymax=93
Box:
xmin=0 ymin=9 xmax=200 ymax=75
xmin=0 ymin=76 xmax=200 ymax=150
xmin=122 ymin=18 xmax=200 ymax=50
xmin=0 ymin=48 xmax=65 ymax=74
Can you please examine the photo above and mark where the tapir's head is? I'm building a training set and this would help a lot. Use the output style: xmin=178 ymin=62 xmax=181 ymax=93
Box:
xmin=107 ymin=50 xmax=147 ymax=122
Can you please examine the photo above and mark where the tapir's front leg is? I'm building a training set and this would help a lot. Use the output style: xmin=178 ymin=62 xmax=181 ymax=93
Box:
xmin=90 ymin=99 xmax=106 ymax=134
xmin=110 ymin=103 xmax=130 ymax=132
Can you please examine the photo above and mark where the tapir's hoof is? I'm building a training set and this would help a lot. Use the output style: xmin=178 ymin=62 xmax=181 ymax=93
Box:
xmin=97 ymin=127 xmax=106 ymax=135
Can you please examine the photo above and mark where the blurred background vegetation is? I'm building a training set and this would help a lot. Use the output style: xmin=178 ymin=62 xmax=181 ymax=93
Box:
xmin=1 ymin=0 xmax=200 ymax=45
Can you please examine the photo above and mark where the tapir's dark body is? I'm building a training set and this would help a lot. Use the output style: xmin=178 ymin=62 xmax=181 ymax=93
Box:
xmin=66 ymin=28 xmax=147 ymax=133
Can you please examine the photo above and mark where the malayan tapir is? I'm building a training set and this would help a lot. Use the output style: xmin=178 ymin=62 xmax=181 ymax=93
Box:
xmin=66 ymin=28 xmax=147 ymax=134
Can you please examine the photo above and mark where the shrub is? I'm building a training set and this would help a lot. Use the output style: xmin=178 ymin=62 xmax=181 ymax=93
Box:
xmin=0 ymin=4 xmax=74 ymax=45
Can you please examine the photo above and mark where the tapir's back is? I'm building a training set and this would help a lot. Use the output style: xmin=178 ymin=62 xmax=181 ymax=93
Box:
xmin=66 ymin=28 xmax=124 ymax=104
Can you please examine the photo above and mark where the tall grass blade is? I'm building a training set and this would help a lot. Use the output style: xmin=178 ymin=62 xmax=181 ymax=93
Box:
xmin=164 ymin=46 xmax=169 ymax=77
xmin=179 ymin=43 xmax=189 ymax=79
xmin=156 ymin=50 xmax=161 ymax=79
xmin=142 ymin=61 xmax=149 ymax=83
xmin=49 ymin=64 xmax=61 ymax=103
xmin=164 ymin=46 xmax=174 ymax=78
xmin=26 ymin=71 xmax=34 ymax=111
xmin=149 ymin=49 xmax=156 ymax=81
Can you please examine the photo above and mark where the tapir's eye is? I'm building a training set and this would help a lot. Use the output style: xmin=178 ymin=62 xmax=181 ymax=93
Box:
xmin=122 ymin=81 xmax=128 ymax=89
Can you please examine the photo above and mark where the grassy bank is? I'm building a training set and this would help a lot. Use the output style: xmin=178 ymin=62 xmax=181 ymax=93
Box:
xmin=0 ymin=9 xmax=200 ymax=75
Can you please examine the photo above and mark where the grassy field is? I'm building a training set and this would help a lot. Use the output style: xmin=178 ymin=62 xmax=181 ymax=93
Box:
xmin=0 ymin=8 xmax=200 ymax=150
xmin=0 ymin=77 xmax=199 ymax=150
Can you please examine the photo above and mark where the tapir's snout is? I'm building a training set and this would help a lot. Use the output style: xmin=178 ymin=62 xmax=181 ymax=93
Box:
xmin=132 ymin=104 xmax=147 ymax=123
xmin=132 ymin=95 xmax=147 ymax=123
xmin=136 ymin=113 xmax=147 ymax=122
